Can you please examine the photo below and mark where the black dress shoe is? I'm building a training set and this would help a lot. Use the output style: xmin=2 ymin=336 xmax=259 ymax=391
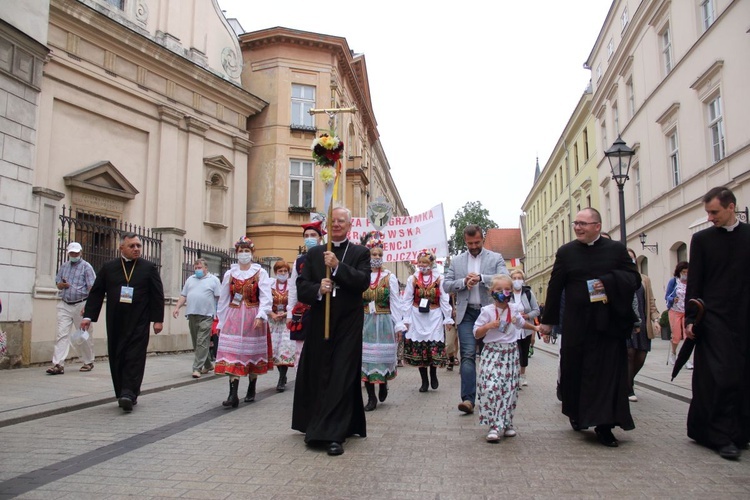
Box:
xmin=719 ymin=443 xmax=740 ymax=460
xmin=118 ymin=396 xmax=134 ymax=413
xmin=569 ymin=418 xmax=581 ymax=431
xmin=327 ymin=442 xmax=344 ymax=456
xmin=595 ymin=427 xmax=619 ymax=447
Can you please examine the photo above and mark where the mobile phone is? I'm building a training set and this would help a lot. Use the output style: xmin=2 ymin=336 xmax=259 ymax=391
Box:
xmin=61 ymin=278 xmax=67 ymax=283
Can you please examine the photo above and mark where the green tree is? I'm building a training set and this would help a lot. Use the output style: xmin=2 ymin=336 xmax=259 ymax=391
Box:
xmin=449 ymin=201 xmax=499 ymax=254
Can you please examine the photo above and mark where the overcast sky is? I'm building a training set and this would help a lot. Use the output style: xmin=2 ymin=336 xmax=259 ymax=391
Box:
xmin=218 ymin=0 xmax=613 ymax=231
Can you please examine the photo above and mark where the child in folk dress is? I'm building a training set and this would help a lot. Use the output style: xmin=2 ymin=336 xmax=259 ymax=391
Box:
xmin=473 ymin=274 xmax=539 ymax=442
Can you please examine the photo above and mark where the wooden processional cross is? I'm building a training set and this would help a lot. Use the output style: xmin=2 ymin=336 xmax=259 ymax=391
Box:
xmin=308 ymin=106 xmax=357 ymax=339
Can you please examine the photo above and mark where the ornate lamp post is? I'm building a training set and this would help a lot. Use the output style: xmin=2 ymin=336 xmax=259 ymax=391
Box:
xmin=604 ymin=135 xmax=635 ymax=243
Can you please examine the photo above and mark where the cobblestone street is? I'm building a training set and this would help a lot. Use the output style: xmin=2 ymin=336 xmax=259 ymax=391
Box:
xmin=1 ymin=340 xmax=748 ymax=499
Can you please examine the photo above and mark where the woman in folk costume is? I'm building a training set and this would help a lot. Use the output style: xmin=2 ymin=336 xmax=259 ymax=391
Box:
xmin=215 ymin=236 xmax=273 ymax=407
xmin=269 ymin=260 xmax=295 ymax=392
xmin=403 ymin=249 xmax=454 ymax=392
xmin=286 ymin=220 xmax=326 ymax=361
xmin=360 ymin=231 xmax=405 ymax=411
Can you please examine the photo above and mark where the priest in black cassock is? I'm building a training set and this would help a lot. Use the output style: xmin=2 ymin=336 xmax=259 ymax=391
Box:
xmin=685 ymin=187 xmax=750 ymax=460
xmin=540 ymin=208 xmax=640 ymax=447
xmin=82 ymin=233 xmax=165 ymax=413
xmin=291 ymin=206 xmax=370 ymax=456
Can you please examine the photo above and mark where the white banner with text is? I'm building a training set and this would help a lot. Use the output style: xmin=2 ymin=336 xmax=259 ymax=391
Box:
xmin=349 ymin=204 xmax=449 ymax=262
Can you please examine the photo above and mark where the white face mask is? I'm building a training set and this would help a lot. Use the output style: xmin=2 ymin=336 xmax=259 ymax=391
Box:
xmin=512 ymin=279 xmax=524 ymax=290
xmin=237 ymin=253 xmax=253 ymax=265
xmin=276 ymin=274 xmax=288 ymax=283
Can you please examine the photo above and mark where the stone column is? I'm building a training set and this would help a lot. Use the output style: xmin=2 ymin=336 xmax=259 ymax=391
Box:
xmin=151 ymin=226 xmax=187 ymax=301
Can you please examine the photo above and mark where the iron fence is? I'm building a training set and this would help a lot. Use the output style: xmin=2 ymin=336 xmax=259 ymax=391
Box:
xmin=182 ymin=240 xmax=272 ymax=283
xmin=57 ymin=205 xmax=162 ymax=273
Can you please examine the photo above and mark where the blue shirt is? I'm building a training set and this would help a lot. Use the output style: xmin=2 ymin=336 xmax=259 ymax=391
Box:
xmin=56 ymin=259 xmax=96 ymax=303
xmin=180 ymin=274 xmax=221 ymax=316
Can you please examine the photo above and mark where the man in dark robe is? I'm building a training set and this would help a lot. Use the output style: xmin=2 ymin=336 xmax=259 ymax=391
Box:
xmin=291 ymin=206 xmax=370 ymax=456
xmin=540 ymin=208 xmax=640 ymax=447
xmin=685 ymin=186 xmax=750 ymax=460
xmin=81 ymin=233 xmax=165 ymax=413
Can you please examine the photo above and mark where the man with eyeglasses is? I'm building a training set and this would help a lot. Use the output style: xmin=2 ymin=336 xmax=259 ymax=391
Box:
xmin=539 ymin=208 xmax=640 ymax=448
xmin=82 ymin=233 xmax=165 ymax=413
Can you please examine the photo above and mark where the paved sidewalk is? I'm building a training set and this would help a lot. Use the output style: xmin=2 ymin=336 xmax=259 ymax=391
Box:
xmin=0 ymin=336 xmax=692 ymax=428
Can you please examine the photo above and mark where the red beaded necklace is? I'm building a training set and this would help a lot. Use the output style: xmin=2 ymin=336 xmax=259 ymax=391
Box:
xmin=418 ymin=270 xmax=433 ymax=287
xmin=369 ymin=269 xmax=382 ymax=289
xmin=276 ymin=279 xmax=288 ymax=294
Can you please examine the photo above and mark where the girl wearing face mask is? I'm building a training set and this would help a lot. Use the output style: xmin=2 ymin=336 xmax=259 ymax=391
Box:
xmin=665 ymin=261 xmax=689 ymax=366
xmin=285 ymin=221 xmax=325 ymax=362
xmin=269 ymin=260 xmax=295 ymax=392
xmin=509 ymin=269 xmax=540 ymax=388
xmin=402 ymin=249 xmax=454 ymax=392
xmin=359 ymin=231 xmax=405 ymax=411
xmin=214 ymin=236 xmax=272 ymax=408
xmin=474 ymin=274 xmax=539 ymax=442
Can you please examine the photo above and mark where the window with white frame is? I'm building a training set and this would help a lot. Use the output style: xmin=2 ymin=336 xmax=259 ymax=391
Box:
xmin=289 ymin=159 xmax=314 ymax=208
xmin=607 ymin=39 xmax=614 ymax=60
xmin=604 ymin=192 xmax=612 ymax=228
xmin=583 ymin=128 xmax=589 ymax=160
xmin=601 ymin=120 xmax=608 ymax=151
xmin=104 ymin=0 xmax=124 ymax=8
xmin=700 ymin=0 xmax=715 ymax=31
xmin=574 ymin=143 xmax=580 ymax=174
xmin=668 ymin=130 xmax=680 ymax=186
xmin=626 ymin=78 xmax=635 ymax=117
xmin=621 ymin=6 xmax=629 ymax=31
xmin=612 ymin=102 xmax=620 ymax=135
xmin=633 ymin=165 xmax=642 ymax=210
xmin=708 ymin=95 xmax=725 ymax=163
xmin=596 ymin=64 xmax=602 ymax=82
xmin=661 ymin=26 xmax=673 ymax=74
xmin=291 ymin=84 xmax=315 ymax=128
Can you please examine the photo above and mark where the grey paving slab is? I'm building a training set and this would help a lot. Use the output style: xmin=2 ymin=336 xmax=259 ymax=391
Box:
xmin=0 ymin=343 xmax=747 ymax=500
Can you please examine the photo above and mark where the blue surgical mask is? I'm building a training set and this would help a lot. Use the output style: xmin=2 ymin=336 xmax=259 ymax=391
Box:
xmin=512 ymin=279 xmax=524 ymax=290
xmin=237 ymin=253 xmax=253 ymax=265
xmin=304 ymin=237 xmax=318 ymax=250
xmin=492 ymin=290 xmax=511 ymax=303
xmin=69 ymin=257 xmax=81 ymax=263
xmin=276 ymin=274 xmax=288 ymax=283
xmin=194 ymin=269 xmax=205 ymax=279
xmin=370 ymin=258 xmax=383 ymax=268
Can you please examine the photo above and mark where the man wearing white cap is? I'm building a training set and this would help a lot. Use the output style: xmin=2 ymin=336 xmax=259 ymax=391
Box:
xmin=46 ymin=242 xmax=96 ymax=375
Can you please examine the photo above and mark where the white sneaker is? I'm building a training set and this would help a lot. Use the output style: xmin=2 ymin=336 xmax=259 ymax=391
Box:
xmin=486 ymin=429 xmax=500 ymax=442
xmin=192 ymin=371 xmax=201 ymax=378
xmin=504 ymin=426 xmax=517 ymax=437
xmin=628 ymin=394 xmax=638 ymax=402
xmin=520 ymin=376 xmax=528 ymax=387
xmin=686 ymin=360 xmax=694 ymax=370
xmin=668 ymin=352 xmax=677 ymax=365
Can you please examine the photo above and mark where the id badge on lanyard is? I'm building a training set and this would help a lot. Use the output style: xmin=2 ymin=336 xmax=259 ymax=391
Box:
xmin=120 ymin=259 xmax=137 ymax=303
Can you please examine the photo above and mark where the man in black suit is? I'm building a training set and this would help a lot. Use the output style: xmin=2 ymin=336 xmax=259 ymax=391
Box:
xmin=540 ymin=208 xmax=640 ymax=447
xmin=291 ymin=206 xmax=371 ymax=456
xmin=82 ymin=232 xmax=165 ymax=413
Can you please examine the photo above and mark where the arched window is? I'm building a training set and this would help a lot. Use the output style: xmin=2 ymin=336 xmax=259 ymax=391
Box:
xmin=639 ymin=256 xmax=649 ymax=276
xmin=676 ymin=242 xmax=687 ymax=263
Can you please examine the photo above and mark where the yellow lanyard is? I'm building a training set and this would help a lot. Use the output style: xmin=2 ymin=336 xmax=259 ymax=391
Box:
xmin=121 ymin=259 xmax=137 ymax=285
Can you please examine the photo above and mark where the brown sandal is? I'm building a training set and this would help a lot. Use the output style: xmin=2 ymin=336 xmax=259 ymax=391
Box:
xmin=46 ymin=364 xmax=64 ymax=375
xmin=79 ymin=363 xmax=94 ymax=372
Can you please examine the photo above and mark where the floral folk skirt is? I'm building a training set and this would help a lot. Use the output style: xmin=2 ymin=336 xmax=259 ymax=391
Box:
xmin=403 ymin=339 xmax=446 ymax=368
xmin=215 ymin=305 xmax=272 ymax=377
xmin=270 ymin=318 xmax=297 ymax=366
xmin=478 ymin=341 xmax=519 ymax=430
xmin=362 ymin=313 xmax=398 ymax=383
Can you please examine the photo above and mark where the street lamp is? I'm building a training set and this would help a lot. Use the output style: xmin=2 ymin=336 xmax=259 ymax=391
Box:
xmin=604 ymin=135 xmax=635 ymax=243
xmin=638 ymin=232 xmax=659 ymax=254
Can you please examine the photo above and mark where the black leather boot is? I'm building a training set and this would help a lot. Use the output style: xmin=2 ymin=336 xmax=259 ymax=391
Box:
xmin=430 ymin=366 xmax=439 ymax=389
xmin=222 ymin=378 xmax=239 ymax=408
xmin=364 ymin=382 xmax=377 ymax=411
xmin=419 ymin=367 xmax=429 ymax=392
xmin=378 ymin=381 xmax=388 ymax=402
xmin=276 ymin=366 xmax=288 ymax=392
xmin=245 ymin=376 xmax=257 ymax=402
